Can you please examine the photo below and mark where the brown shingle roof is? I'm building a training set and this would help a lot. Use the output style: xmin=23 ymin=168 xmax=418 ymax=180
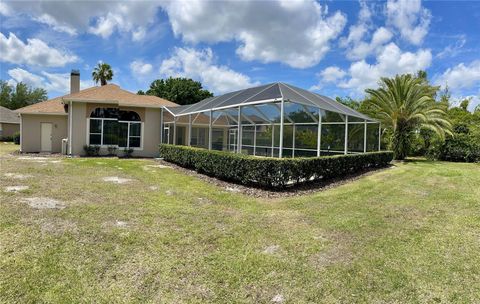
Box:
xmin=16 ymin=84 xmax=178 ymax=114
xmin=64 ymin=84 xmax=177 ymax=107
xmin=0 ymin=106 xmax=21 ymax=123
xmin=15 ymin=97 xmax=67 ymax=115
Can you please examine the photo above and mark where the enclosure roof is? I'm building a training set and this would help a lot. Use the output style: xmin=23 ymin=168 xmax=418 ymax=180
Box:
xmin=164 ymin=82 xmax=373 ymax=121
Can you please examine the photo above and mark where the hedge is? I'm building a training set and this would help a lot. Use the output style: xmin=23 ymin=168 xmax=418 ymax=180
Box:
xmin=159 ymin=144 xmax=393 ymax=189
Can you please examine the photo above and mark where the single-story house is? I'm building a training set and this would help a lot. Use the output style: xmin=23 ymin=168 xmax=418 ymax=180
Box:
xmin=16 ymin=71 xmax=178 ymax=157
xmin=0 ymin=106 xmax=20 ymax=139
xmin=16 ymin=70 xmax=380 ymax=159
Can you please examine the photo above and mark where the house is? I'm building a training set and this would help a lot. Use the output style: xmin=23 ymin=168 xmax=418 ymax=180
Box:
xmin=16 ymin=70 xmax=178 ymax=157
xmin=0 ymin=106 xmax=20 ymax=139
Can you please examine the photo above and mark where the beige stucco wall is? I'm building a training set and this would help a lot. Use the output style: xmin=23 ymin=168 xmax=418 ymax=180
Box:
xmin=131 ymin=107 xmax=161 ymax=157
xmin=0 ymin=123 xmax=20 ymax=138
xmin=21 ymin=114 xmax=67 ymax=153
xmin=71 ymin=102 xmax=87 ymax=155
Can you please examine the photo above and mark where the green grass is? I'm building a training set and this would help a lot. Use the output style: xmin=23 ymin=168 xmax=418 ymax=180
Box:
xmin=1 ymin=143 xmax=479 ymax=303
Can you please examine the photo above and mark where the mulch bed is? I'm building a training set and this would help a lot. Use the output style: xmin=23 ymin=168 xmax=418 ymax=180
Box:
xmin=155 ymin=159 xmax=394 ymax=199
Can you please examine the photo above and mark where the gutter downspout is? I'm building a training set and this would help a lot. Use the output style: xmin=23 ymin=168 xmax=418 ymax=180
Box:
xmin=68 ymin=101 xmax=73 ymax=156
xmin=19 ymin=114 xmax=22 ymax=152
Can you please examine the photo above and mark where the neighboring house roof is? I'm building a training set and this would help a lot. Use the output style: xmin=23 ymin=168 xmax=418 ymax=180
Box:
xmin=0 ymin=106 xmax=21 ymax=123
xmin=16 ymin=84 xmax=178 ymax=114
xmin=165 ymin=82 xmax=374 ymax=121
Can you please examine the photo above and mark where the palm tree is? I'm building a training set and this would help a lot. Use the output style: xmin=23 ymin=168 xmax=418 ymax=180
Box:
xmin=92 ymin=63 xmax=113 ymax=86
xmin=365 ymin=74 xmax=452 ymax=160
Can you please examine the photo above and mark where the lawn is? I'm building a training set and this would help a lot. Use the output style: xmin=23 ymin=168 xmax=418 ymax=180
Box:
xmin=1 ymin=142 xmax=479 ymax=303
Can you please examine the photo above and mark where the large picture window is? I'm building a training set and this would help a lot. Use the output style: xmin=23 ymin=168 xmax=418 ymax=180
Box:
xmin=88 ymin=108 xmax=142 ymax=149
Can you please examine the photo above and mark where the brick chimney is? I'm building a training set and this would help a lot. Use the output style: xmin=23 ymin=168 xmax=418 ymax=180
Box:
xmin=70 ymin=69 xmax=80 ymax=94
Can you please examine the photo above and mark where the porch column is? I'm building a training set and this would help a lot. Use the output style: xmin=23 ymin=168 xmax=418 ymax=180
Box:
xmin=208 ymin=110 xmax=212 ymax=150
xmin=253 ymin=125 xmax=257 ymax=156
xmin=173 ymin=117 xmax=177 ymax=145
xmin=68 ymin=100 xmax=73 ymax=155
xmin=271 ymin=123 xmax=275 ymax=157
xmin=19 ymin=114 xmax=23 ymax=152
xmin=237 ymin=106 xmax=242 ymax=153
xmin=317 ymin=109 xmax=322 ymax=157
xmin=344 ymin=115 xmax=348 ymax=155
xmin=363 ymin=120 xmax=367 ymax=153
xmin=160 ymin=108 xmax=164 ymax=144
xmin=292 ymin=124 xmax=296 ymax=158
xmin=279 ymin=99 xmax=285 ymax=158
xmin=188 ymin=114 xmax=192 ymax=146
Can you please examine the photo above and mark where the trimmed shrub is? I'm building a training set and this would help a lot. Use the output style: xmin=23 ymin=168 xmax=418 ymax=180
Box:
xmin=83 ymin=145 xmax=100 ymax=156
xmin=159 ymin=144 xmax=393 ymax=189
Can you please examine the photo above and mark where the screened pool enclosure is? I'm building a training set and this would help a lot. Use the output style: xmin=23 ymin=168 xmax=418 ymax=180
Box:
xmin=161 ymin=83 xmax=381 ymax=158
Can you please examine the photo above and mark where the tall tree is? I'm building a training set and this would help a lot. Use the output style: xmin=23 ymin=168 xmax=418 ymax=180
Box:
xmin=335 ymin=96 xmax=361 ymax=111
xmin=144 ymin=77 xmax=213 ymax=105
xmin=365 ymin=74 xmax=452 ymax=160
xmin=0 ymin=81 xmax=47 ymax=110
xmin=92 ymin=63 xmax=113 ymax=86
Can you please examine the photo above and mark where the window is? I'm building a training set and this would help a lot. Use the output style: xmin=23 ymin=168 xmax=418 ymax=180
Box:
xmin=90 ymin=108 xmax=118 ymax=118
xmin=89 ymin=119 xmax=102 ymax=145
xmin=119 ymin=121 xmax=141 ymax=148
xmin=88 ymin=108 xmax=142 ymax=149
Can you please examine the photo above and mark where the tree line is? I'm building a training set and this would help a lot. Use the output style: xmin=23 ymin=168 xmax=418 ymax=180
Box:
xmin=337 ymin=71 xmax=479 ymax=162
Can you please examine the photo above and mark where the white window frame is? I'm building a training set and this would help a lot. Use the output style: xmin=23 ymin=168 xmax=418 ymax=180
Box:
xmin=118 ymin=120 xmax=143 ymax=150
xmin=86 ymin=118 xmax=144 ymax=150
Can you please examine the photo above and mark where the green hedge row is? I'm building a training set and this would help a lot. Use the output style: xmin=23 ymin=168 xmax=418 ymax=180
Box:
xmin=159 ymin=144 xmax=393 ymax=189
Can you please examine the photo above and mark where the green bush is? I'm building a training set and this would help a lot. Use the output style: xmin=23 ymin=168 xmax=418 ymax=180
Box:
xmin=13 ymin=132 xmax=20 ymax=144
xmin=83 ymin=145 xmax=100 ymax=156
xmin=2 ymin=132 xmax=21 ymax=143
xmin=159 ymin=144 xmax=393 ymax=189
xmin=428 ymin=134 xmax=480 ymax=162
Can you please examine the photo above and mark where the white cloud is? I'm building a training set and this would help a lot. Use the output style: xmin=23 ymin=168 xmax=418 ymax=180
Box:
xmin=1 ymin=1 xmax=160 ymax=41
xmin=8 ymin=68 xmax=92 ymax=94
xmin=434 ymin=61 xmax=480 ymax=90
xmin=345 ymin=27 xmax=394 ymax=60
xmin=314 ymin=43 xmax=432 ymax=94
xmin=0 ymin=2 xmax=12 ymax=15
xmin=339 ymin=1 xmax=393 ymax=60
xmin=130 ymin=60 xmax=153 ymax=78
xmin=436 ymin=35 xmax=467 ymax=59
xmin=320 ymin=66 xmax=347 ymax=83
xmin=0 ymin=32 xmax=78 ymax=67
xmin=386 ymin=0 xmax=431 ymax=45
xmin=162 ymin=0 xmax=346 ymax=68
xmin=339 ymin=43 xmax=432 ymax=93
xmin=311 ymin=66 xmax=347 ymax=90
xmin=449 ymin=95 xmax=480 ymax=112
xmin=34 ymin=14 xmax=77 ymax=35
xmin=159 ymin=47 xmax=259 ymax=94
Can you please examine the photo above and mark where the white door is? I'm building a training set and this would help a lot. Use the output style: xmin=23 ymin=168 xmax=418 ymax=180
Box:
xmin=41 ymin=123 xmax=53 ymax=152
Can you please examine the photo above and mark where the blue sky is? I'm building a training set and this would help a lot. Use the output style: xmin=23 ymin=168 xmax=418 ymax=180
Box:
xmin=1 ymin=0 xmax=479 ymax=110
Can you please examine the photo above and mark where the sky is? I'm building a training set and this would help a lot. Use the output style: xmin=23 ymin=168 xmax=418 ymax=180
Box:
xmin=1 ymin=0 xmax=479 ymax=111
